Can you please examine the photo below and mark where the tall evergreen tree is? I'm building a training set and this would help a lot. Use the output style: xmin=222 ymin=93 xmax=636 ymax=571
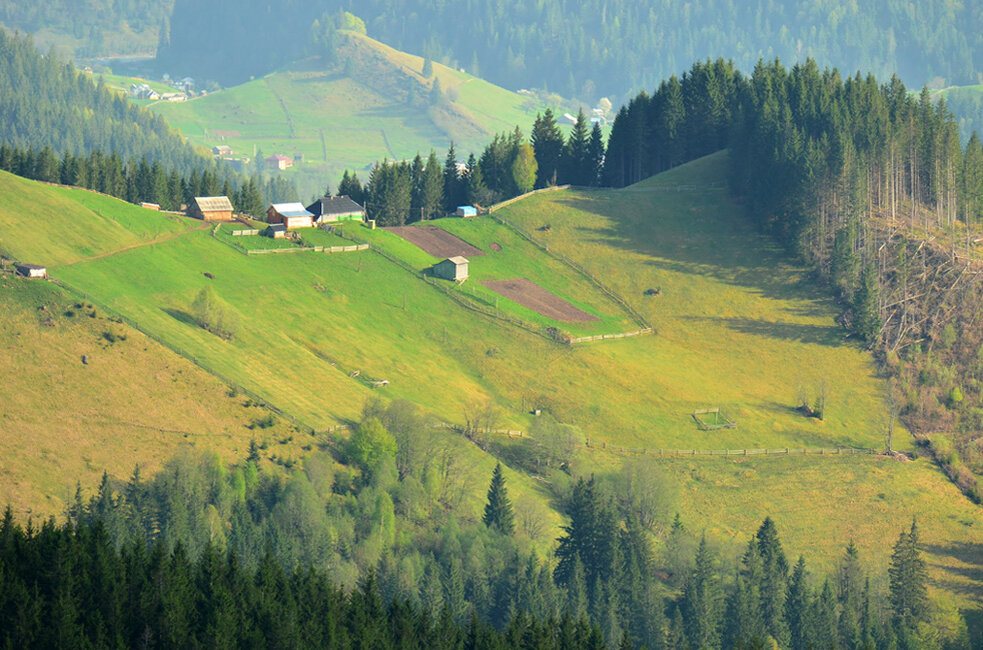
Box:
xmin=482 ymin=463 xmax=515 ymax=535
xmin=888 ymin=519 xmax=928 ymax=632
xmin=531 ymin=108 xmax=564 ymax=188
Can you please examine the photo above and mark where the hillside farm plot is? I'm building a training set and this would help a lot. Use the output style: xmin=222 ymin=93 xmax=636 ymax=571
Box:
xmin=483 ymin=278 xmax=599 ymax=322
xmin=385 ymin=225 xmax=485 ymax=258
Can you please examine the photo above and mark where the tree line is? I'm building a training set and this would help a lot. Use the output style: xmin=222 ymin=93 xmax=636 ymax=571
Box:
xmin=0 ymin=141 xmax=296 ymax=217
xmin=337 ymin=110 xmax=604 ymax=227
xmin=40 ymin=397 xmax=969 ymax=649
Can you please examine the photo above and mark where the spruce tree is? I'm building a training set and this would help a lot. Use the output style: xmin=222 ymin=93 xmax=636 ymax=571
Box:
xmin=681 ymin=535 xmax=723 ymax=650
xmin=531 ymin=108 xmax=564 ymax=188
xmin=888 ymin=519 xmax=928 ymax=632
xmin=482 ymin=463 xmax=515 ymax=535
xmin=853 ymin=262 xmax=880 ymax=343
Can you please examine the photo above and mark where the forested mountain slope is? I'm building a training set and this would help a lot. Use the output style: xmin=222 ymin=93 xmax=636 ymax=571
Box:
xmin=0 ymin=29 xmax=215 ymax=177
xmin=157 ymin=0 xmax=981 ymax=99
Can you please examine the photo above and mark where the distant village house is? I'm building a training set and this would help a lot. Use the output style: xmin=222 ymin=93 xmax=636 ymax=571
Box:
xmin=306 ymin=196 xmax=366 ymax=224
xmin=212 ymin=145 xmax=233 ymax=157
xmin=188 ymin=196 xmax=234 ymax=221
xmin=455 ymin=205 xmax=477 ymax=218
xmin=433 ymin=256 xmax=469 ymax=281
xmin=265 ymin=155 xmax=293 ymax=171
xmin=267 ymin=202 xmax=314 ymax=229
xmin=16 ymin=263 xmax=47 ymax=279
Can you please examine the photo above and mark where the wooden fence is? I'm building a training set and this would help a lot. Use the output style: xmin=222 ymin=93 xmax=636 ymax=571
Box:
xmin=231 ymin=229 xmax=260 ymax=236
xmin=584 ymin=439 xmax=878 ymax=457
xmin=487 ymin=212 xmax=653 ymax=333
xmin=569 ymin=328 xmax=653 ymax=344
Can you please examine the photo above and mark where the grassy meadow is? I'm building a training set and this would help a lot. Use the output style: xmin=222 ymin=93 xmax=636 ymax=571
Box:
xmin=149 ymin=32 xmax=559 ymax=198
xmin=2 ymin=156 xmax=982 ymax=610
xmin=348 ymin=218 xmax=638 ymax=336
xmin=0 ymin=171 xmax=194 ymax=265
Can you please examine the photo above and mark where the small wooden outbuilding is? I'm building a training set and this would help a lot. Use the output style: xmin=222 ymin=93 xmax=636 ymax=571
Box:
xmin=455 ymin=205 xmax=478 ymax=218
xmin=267 ymin=202 xmax=314 ymax=229
xmin=265 ymin=224 xmax=288 ymax=239
xmin=306 ymin=196 xmax=366 ymax=223
xmin=16 ymin=263 xmax=47 ymax=279
xmin=188 ymin=196 xmax=234 ymax=221
xmin=433 ymin=256 xmax=469 ymax=281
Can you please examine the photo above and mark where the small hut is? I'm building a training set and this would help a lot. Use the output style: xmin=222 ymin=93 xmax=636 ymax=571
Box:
xmin=455 ymin=205 xmax=478 ymax=218
xmin=16 ymin=263 xmax=47 ymax=279
xmin=433 ymin=256 xmax=469 ymax=281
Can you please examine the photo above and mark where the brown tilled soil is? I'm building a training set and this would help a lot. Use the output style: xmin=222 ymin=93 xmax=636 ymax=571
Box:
xmin=482 ymin=278 xmax=599 ymax=322
xmin=384 ymin=225 xmax=484 ymax=258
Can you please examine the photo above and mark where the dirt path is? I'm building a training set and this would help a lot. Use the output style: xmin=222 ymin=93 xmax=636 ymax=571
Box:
xmin=56 ymin=221 xmax=209 ymax=267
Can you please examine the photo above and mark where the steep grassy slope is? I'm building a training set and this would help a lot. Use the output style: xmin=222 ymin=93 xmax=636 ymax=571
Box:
xmin=150 ymin=32 xmax=555 ymax=197
xmin=0 ymin=277 xmax=302 ymax=518
xmin=0 ymin=171 xmax=195 ymax=265
xmin=2 ymin=156 xmax=981 ymax=609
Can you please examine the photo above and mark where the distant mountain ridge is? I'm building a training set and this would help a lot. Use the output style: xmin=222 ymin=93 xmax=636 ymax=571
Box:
xmin=157 ymin=0 xmax=981 ymax=99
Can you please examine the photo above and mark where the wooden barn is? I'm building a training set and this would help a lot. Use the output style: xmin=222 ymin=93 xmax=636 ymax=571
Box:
xmin=188 ymin=196 xmax=234 ymax=221
xmin=433 ymin=256 xmax=469 ymax=281
xmin=455 ymin=205 xmax=478 ymax=218
xmin=306 ymin=196 xmax=366 ymax=224
xmin=16 ymin=263 xmax=47 ymax=279
xmin=267 ymin=202 xmax=314 ymax=229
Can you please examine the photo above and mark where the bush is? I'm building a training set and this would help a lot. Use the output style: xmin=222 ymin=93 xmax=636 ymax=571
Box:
xmin=190 ymin=286 xmax=240 ymax=340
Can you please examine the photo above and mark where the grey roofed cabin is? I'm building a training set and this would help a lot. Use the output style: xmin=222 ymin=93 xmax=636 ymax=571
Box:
xmin=306 ymin=196 xmax=365 ymax=223
xmin=16 ymin=263 xmax=47 ymax=279
xmin=433 ymin=256 xmax=469 ymax=281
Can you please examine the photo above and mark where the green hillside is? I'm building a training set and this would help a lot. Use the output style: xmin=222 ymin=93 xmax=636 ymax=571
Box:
xmin=150 ymin=32 xmax=558 ymax=198
xmin=2 ymin=154 xmax=982 ymax=611
xmin=0 ymin=171 xmax=196 ymax=266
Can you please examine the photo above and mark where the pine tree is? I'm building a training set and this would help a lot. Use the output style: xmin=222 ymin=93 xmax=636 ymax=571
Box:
xmin=531 ymin=109 xmax=564 ymax=188
xmin=786 ymin=556 xmax=812 ymax=650
xmin=443 ymin=143 xmax=462 ymax=211
xmin=853 ymin=262 xmax=881 ymax=343
xmin=563 ymin=109 xmax=590 ymax=185
xmin=888 ymin=519 xmax=928 ymax=632
xmin=681 ymin=535 xmax=723 ymax=650
xmin=482 ymin=463 xmax=515 ymax=535
xmin=586 ymin=122 xmax=605 ymax=187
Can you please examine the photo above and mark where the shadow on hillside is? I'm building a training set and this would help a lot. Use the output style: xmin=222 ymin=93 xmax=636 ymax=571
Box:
xmin=162 ymin=307 xmax=197 ymax=328
xmin=682 ymin=315 xmax=846 ymax=347
xmin=923 ymin=541 xmax=983 ymax=599
xmin=551 ymin=192 xmax=839 ymax=313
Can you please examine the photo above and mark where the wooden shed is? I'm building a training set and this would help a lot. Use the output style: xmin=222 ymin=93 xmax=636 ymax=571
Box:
xmin=433 ymin=256 xmax=469 ymax=281
xmin=455 ymin=205 xmax=478 ymax=218
xmin=267 ymin=202 xmax=314 ymax=229
xmin=306 ymin=195 xmax=366 ymax=223
xmin=188 ymin=196 xmax=234 ymax=221
xmin=265 ymin=224 xmax=288 ymax=239
xmin=16 ymin=263 xmax=47 ymax=279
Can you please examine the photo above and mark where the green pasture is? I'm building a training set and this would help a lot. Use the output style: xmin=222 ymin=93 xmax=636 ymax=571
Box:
xmin=0 ymin=171 xmax=193 ymax=265
xmin=213 ymin=224 xmax=299 ymax=251
xmin=149 ymin=33 xmax=554 ymax=197
xmin=346 ymin=217 xmax=636 ymax=336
